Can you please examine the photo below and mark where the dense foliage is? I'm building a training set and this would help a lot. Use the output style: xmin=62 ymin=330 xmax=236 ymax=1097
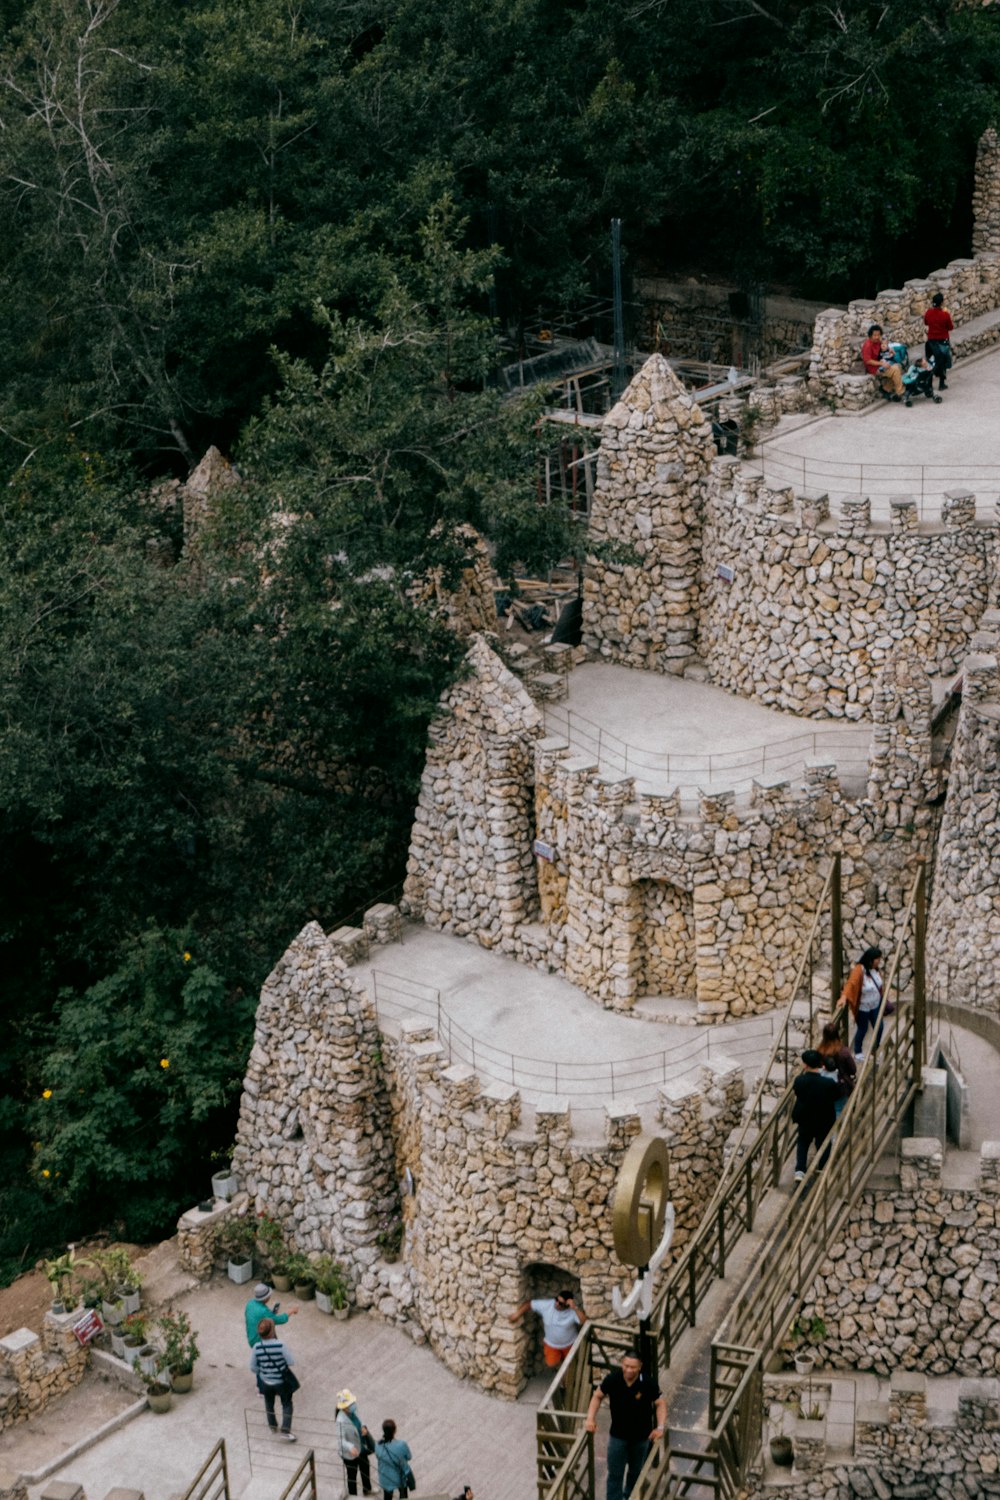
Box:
xmin=1 ymin=0 xmax=999 ymax=1275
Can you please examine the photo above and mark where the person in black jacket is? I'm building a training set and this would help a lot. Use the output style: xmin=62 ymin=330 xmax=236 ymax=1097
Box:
xmin=792 ymin=1050 xmax=838 ymax=1183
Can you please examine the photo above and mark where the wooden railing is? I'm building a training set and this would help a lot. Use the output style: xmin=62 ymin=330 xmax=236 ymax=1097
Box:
xmin=180 ymin=1439 xmax=230 ymax=1500
xmin=278 ymin=1448 xmax=319 ymax=1500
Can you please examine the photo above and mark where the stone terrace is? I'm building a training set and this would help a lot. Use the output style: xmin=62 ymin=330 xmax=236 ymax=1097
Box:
xmin=542 ymin=662 xmax=872 ymax=801
xmin=348 ymin=922 xmax=780 ymax=1136
xmin=753 ymin=342 xmax=1000 ymax=517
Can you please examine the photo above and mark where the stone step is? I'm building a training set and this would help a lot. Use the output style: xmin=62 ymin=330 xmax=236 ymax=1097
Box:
xmin=632 ymin=993 xmax=700 ymax=1026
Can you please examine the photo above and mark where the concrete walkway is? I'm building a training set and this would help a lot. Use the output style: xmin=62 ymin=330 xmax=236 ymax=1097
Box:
xmin=22 ymin=1279 xmax=540 ymax=1500
xmin=350 ymin=925 xmax=780 ymax=1136
xmin=752 ymin=342 xmax=1000 ymax=517
xmin=545 ymin=664 xmax=871 ymax=799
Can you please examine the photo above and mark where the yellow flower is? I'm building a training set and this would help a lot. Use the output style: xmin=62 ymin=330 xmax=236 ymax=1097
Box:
xmin=41 ymin=1169 xmax=50 ymax=1178
xmin=42 ymin=1089 xmax=52 ymax=1099
xmin=183 ymin=951 xmax=191 ymax=962
xmin=160 ymin=1058 xmax=170 ymax=1069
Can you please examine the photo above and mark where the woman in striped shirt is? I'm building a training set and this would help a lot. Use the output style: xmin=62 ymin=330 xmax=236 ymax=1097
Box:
xmin=249 ymin=1317 xmax=298 ymax=1441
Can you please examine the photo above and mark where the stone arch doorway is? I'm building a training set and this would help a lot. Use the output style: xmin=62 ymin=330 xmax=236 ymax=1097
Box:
xmin=515 ymin=1262 xmax=583 ymax=1382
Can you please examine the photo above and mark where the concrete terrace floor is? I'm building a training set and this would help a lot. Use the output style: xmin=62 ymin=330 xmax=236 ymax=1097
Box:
xmin=543 ymin=663 xmax=872 ymax=801
xmin=350 ymin=923 xmax=782 ymax=1138
xmin=751 ymin=340 xmax=1000 ymax=517
xmin=21 ymin=1278 xmax=543 ymax=1500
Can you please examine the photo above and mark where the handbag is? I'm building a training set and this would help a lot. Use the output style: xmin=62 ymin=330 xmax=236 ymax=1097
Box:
xmin=363 ymin=1430 xmax=376 ymax=1455
xmin=283 ymin=1368 xmax=301 ymax=1394
xmin=405 ymin=1466 xmax=416 ymax=1492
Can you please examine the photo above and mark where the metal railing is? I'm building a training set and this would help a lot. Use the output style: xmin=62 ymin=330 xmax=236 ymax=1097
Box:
xmin=542 ymin=704 xmax=871 ymax=798
xmin=180 ymin=1440 xmax=230 ymax=1500
xmin=278 ymin=1448 xmax=319 ymax=1500
xmin=536 ymin=857 xmax=844 ymax=1500
xmin=755 ymin=444 xmax=1000 ymax=517
xmin=701 ymin=861 xmax=929 ymax=1493
xmin=537 ymin=857 xmax=930 ymax=1500
xmin=371 ymin=971 xmax=779 ymax=1109
xmin=719 ymin=861 xmax=926 ymax=1361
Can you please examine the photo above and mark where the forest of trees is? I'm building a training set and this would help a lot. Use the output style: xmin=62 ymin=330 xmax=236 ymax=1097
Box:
xmin=2 ymin=0 xmax=999 ymax=1277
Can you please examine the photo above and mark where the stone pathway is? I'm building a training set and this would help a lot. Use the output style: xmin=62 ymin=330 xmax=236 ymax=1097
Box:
xmin=24 ymin=1279 xmax=540 ymax=1500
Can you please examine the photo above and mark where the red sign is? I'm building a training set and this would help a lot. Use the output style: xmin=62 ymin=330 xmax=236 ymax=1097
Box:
xmin=73 ymin=1309 xmax=103 ymax=1345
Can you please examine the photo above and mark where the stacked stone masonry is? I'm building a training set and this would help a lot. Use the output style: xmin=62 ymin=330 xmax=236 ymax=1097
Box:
xmin=928 ymin=634 xmax=1000 ymax=1009
xmin=405 ymin=633 xmax=931 ymax=1019
xmin=796 ymin=1139 xmax=1000 ymax=1380
xmin=584 ymin=355 xmax=997 ymax=720
xmin=0 ymin=1312 xmax=89 ymax=1434
xmin=220 ymin=915 xmax=747 ymax=1397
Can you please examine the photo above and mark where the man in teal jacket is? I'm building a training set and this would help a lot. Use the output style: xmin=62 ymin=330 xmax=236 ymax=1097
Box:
xmin=245 ymin=1283 xmax=298 ymax=1346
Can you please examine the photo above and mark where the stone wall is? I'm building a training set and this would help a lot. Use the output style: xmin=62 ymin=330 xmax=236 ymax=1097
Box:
xmin=231 ymin=920 xmax=398 ymax=1273
xmin=225 ymin=918 xmax=746 ymax=1397
xmin=796 ymin=1137 xmax=1000 ymax=1379
xmin=928 ymin=634 xmax=1000 ymax=1010
xmin=699 ymin=468 xmax=993 ymax=720
xmin=751 ymin=1371 xmax=1000 ymax=1500
xmin=582 ymin=354 xmax=716 ymax=677
xmin=0 ymin=1311 xmax=90 ymax=1433
xmin=582 ymin=359 xmax=996 ymax=724
xmin=635 ymin=278 xmax=826 ymax=366
xmin=403 ymin=635 xmax=931 ymax=1018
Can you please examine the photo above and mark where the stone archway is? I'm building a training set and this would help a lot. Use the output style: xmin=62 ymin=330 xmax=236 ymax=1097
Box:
xmin=515 ymin=1262 xmax=584 ymax=1383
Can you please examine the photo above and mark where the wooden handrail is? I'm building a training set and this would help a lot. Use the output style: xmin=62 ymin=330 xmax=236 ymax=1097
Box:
xmin=180 ymin=1439 xmax=230 ymax=1500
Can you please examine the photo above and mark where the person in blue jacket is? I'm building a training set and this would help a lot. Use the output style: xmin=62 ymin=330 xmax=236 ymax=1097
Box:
xmin=375 ymin=1418 xmax=413 ymax=1500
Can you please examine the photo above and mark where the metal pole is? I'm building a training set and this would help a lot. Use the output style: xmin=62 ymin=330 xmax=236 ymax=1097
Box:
xmin=830 ymin=852 xmax=843 ymax=1012
xmin=914 ymin=860 xmax=927 ymax=1087
xmin=611 ymin=218 xmax=626 ymax=403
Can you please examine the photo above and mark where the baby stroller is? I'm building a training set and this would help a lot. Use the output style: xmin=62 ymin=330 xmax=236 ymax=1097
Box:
xmin=893 ymin=343 xmax=942 ymax=408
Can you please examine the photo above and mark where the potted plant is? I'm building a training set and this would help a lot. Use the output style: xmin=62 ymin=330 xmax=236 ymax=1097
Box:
xmin=211 ymin=1150 xmax=238 ymax=1202
xmin=142 ymin=1356 xmax=173 ymax=1414
xmin=287 ymin=1252 xmax=315 ymax=1301
xmin=94 ymin=1248 xmax=142 ymax=1315
xmin=42 ymin=1246 xmax=91 ymax=1314
xmin=789 ymin=1314 xmax=826 ymax=1374
xmin=376 ymin=1211 xmax=404 ymax=1264
xmin=257 ymin=1214 xmax=292 ymax=1290
xmin=122 ymin=1311 xmax=148 ymax=1367
xmin=157 ymin=1309 xmax=200 ymax=1393
xmin=219 ymin=1214 xmax=256 ymax=1283
xmin=313 ymin=1256 xmax=349 ymax=1318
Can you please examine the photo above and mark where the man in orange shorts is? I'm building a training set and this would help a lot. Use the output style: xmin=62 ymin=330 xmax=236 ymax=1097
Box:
xmin=508 ymin=1289 xmax=586 ymax=1367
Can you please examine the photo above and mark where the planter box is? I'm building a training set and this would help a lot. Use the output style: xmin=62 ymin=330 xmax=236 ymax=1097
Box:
xmin=110 ymin=1330 xmax=126 ymax=1359
xmin=139 ymin=1346 xmax=158 ymax=1377
xmin=102 ymin=1301 xmax=124 ymax=1326
xmin=122 ymin=1339 xmax=143 ymax=1367
xmin=228 ymin=1258 xmax=254 ymax=1285
xmin=117 ymin=1286 xmax=141 ymax=1316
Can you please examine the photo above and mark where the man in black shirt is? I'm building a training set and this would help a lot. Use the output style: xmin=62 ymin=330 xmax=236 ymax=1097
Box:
xmin=792 ymin=1049 xmax=838 ymax=1182
xmin=585 ymin=1349 xmax=666 ymax=1499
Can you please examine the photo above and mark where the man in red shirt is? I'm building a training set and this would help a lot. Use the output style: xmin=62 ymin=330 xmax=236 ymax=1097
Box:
xmin=923 ymin=293 xmax=953 ymax=391
xmin=861 ymin=323 xmax=904 ymax=400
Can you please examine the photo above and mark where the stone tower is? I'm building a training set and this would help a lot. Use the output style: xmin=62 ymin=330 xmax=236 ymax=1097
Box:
xmin=583 ymin=353 xmax=716 ymax=676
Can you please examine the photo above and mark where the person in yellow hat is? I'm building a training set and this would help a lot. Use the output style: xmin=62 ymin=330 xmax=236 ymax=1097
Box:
xmin=336 ymin=1389 xmax=374 ymax=1495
